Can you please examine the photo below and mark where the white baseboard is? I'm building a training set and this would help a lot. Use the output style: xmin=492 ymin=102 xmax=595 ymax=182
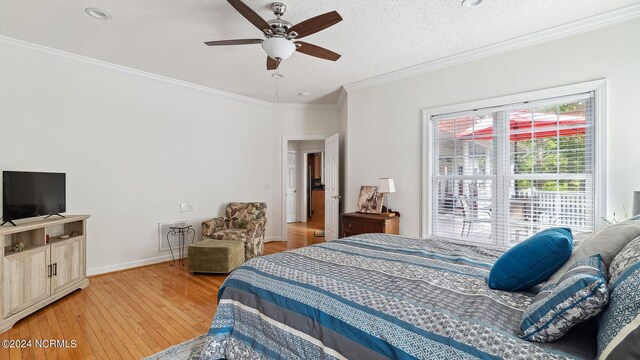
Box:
xmin=88 ymin=236 xmax=285 ymax=275
xmin=264 ymin=236 xmax=283 ymax=242
xmin=87 ymin=254 xmax=175 ymax=276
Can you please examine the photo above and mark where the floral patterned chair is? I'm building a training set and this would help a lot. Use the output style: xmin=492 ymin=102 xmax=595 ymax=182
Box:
xmin=201 ymin=202 xmax=267 ymax=260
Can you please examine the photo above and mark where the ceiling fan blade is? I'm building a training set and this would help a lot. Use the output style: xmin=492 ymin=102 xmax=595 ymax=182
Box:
xmin=227 ymin=0 xmax=273 ymax=35
xmin=204 ymin=39 xmax=263 ymax=46
xmin=288 ymin=11 xmax=342 ymax=39
xmin=294 ymin=41 xmax=341 ymax=61
xmin=267 ymin=57 xmax=281 ymax=70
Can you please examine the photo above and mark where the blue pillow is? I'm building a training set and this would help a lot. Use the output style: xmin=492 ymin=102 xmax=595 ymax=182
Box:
xmin=488 ymin=227 xmax=573 ymax=291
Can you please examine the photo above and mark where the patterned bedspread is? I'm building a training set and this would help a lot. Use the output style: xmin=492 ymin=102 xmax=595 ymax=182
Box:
xmin=200 ymin=234 xmax=596 ymax=359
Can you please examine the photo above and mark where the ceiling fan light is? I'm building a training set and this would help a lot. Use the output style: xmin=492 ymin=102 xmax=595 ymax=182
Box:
xmin=461 ymin=0 xmax=483 ymax=7
xmin=262 ymin=37 xmax=295 ymax=60
xmin=85 ymin=8 xmax=112 ymax=20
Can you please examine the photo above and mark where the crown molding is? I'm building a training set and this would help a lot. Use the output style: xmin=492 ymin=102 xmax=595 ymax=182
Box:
xmin=344 ymin=4 xmax=640 ymax=94
xmin=0 ymin=35 xmax=324 ymax=109
xmin=272 ymin=103 xmax=338 ymax=110
xmin=0 ymin=34 xmax=341 ymax=110
xmin=3 ymin=3 xmax=639 ymax=107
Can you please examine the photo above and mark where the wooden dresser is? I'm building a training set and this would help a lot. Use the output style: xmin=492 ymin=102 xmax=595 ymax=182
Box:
xmin=341 ymin=212 xmax=400 ymax=238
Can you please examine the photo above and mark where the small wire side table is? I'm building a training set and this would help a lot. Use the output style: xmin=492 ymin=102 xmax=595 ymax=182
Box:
xmin=166 ymin=225 xmax=196 ymax=266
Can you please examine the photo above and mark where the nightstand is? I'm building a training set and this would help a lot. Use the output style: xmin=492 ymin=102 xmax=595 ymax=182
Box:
xmin=341 ymin=212 xmax=400 ymax=238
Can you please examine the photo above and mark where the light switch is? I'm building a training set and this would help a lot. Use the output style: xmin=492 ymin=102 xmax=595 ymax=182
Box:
xmin=189 ymin=203 xmax=196 ymax=212
xmin=180 ymin=203 xmax=188 ymax=212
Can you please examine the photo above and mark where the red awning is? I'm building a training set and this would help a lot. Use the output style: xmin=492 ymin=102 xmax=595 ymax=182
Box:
xmin=452 ymin=110 xmax=586 ymax=141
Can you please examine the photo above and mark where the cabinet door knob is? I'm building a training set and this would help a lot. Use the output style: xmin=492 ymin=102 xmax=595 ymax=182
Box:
xmin=53 ymin=263 xmax=57 ymax=276
xmin=48 ymin=264 xmax=52 ymax=278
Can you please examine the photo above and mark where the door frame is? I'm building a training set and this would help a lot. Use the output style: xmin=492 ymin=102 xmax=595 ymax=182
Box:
xmin=300 ymin=147 xmax=325 ymax=223
xmin=286 ymin=150 xmax=298 ymax=223
xmin=281 ymin=135 xmax=329 ymax=242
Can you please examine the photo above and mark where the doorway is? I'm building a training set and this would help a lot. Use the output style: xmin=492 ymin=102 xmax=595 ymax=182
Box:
xmin=285 ymin=140 xmax=325 ymax=247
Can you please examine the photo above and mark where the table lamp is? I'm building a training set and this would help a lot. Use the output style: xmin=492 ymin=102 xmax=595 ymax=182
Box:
xmin=378 ymin=178 xmax=396 ymax=216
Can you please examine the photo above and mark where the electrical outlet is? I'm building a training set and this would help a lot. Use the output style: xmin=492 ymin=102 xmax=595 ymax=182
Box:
xmin=189 ymin=203 xmax=196 ymax=212
xmin=180 ymin=203 xmax=188 ymax=212
xmin=264 ymin=183 xmax=271 ymax=190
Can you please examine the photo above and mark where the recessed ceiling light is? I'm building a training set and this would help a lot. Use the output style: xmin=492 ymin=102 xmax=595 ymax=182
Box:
xmin=298 ymin=92 xmax=310 ymax=97
xmin=85 ymin=8 xmax=112 ymax=20
xmin=271 ymin=73 xmax=285 ymax=79
xmin=461 ymin=0 xmax=483 ymax=8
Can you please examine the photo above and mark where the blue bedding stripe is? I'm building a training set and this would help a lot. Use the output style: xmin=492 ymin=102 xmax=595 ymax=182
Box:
xmin=522 ymin=275 xmax=601 ymax=329
xmin=233 ymin=329 xmax=283 ymax=359
xmin=303 ymin=245 xmax=489 ymax=279
xmin=204 ymin=234 xmax=586 ymax=360
xmin=210 ymin=323 xmax=288 ymax=359
xmin=229 ymin=278 xmax=414 ymax=358
xmin=220 ymin=280 xmax=413 ymax=359
xmin=257 ymin=252 xmax=526 ymax=343
xmin=522 ymin=279 xmax=605 ymax=340
xmin=335 ymin=239 xmax=493 ymax=268
xmin=209 ymin=326 xmax=232 ymax=336
xmin=221 ymin=269 xmax=497 ymax=360
xmin=612 ymin=261 xmax=640 ymax=289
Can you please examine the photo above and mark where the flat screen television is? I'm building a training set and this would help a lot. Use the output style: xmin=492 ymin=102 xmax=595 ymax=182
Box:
xmin=2 ymin=171 xmax=66 ymax=224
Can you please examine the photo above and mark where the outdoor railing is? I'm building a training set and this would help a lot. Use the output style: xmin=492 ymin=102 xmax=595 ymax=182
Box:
xmin=513 ymin=190 xmax=589 ymax=228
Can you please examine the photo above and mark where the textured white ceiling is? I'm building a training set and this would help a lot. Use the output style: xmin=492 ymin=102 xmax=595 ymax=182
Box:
xmin=0 ymin=0 xmax=638 ymax=104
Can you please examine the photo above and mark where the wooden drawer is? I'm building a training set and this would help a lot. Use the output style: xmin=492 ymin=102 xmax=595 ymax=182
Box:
xmin=343 ymin=218 xmax=384 ymax=233
xmin=343 ymin=230 xmax=363 ymax=238
xmin=341 ymin=212 xmax=400 ymax=238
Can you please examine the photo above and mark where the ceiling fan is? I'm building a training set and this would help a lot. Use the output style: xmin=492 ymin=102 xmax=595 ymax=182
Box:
xmin=205 ymin=0 xmax=342 ymax=70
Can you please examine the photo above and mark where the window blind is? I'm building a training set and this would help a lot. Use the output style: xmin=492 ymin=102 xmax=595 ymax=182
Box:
xmin=431 ymin=92 xmax=595 ymax=245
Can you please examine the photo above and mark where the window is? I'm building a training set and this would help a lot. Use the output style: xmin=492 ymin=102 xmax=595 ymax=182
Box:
xmin=423 ymin=82 xmax=605 ymax=245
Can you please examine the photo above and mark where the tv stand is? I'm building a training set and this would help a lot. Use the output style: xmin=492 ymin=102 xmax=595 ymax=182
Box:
xmin=0 ymin=215 xmax=90 ymax=333
xmin=0 ymin=221 xmax=16 ymax=227
xmin=43 ymin=214 xmax=65 ymax=220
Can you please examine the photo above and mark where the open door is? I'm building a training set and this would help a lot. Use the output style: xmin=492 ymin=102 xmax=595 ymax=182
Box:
xmin=324 ymin=134 xmax=340 ymax=240
xmin=286 ymin=151 xmax=297 ymax=223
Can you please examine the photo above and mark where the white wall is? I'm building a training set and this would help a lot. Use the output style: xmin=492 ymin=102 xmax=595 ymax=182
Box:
xmin=298 ymin=141 xmax=325 ymax=152
xmin=0 ymin=43 xmax=339 ymax=274
xmin=345 ymin=19 xmax=640 ymax=237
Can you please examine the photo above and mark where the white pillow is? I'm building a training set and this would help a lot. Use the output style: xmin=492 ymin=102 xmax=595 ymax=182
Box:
xmin=545 ymin=222 xmax=640 ymax=285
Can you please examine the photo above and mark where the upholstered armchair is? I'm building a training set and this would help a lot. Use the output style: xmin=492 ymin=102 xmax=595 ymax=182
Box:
xmin=202 ymin=202 xmax=267 ymax=260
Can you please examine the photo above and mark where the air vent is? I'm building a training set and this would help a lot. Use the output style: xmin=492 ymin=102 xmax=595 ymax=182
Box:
xmin=158 ymin=221 xmax=186 ymax=252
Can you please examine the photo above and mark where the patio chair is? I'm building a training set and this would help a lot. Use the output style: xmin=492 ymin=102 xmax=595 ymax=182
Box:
xmin=460 ymin=195 xmax=492 ymax=237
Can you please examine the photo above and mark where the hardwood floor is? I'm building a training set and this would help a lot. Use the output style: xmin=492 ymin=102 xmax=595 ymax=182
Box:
xmin=0 ymin=222 xmax=325 ymax=360
xmin=284 ymin=217 xmax=326 ymax=250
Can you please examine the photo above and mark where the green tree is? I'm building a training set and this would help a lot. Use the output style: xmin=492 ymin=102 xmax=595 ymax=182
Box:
xmin=513 ymin=104 xmax=586 ymax=192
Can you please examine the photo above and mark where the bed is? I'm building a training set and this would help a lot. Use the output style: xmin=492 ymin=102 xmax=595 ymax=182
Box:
xmin=200 ymin=234 xmax=598 ymax=359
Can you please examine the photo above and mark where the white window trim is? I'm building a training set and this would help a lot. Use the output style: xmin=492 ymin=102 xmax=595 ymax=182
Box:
xmin=421 ymin=79 xmax=607 ymax=240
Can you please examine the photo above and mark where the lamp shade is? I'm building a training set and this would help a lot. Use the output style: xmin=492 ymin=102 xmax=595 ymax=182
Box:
xmin=633 ymin=191 xmax=640 ymax=216
xmin=378 ymin=178 xmax=396 ymax=193
xmin=262 ymin=37 xmax=296 ymax=60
